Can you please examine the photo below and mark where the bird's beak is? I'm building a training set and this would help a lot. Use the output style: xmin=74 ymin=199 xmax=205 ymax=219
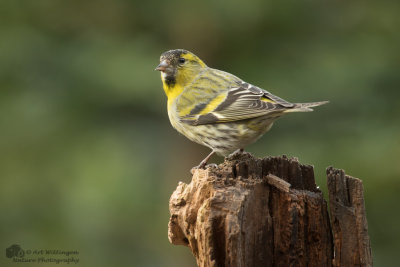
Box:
xmin=155 ymin=60 xmax=168 ymax=71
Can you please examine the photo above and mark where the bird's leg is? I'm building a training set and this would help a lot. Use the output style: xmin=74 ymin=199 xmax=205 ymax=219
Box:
xmin=196 ymin=150 xmax=215 ymax=169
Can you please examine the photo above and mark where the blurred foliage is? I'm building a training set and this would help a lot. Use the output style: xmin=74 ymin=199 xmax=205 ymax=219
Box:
xmin=0 ymin=1 xmax=399 ymax=266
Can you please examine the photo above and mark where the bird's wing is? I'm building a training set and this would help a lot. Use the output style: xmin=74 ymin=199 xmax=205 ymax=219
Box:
xmin=180 ymin=81 xmax=295 ymax=125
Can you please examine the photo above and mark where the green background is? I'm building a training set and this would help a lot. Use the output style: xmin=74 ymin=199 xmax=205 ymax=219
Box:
xmin=1 ymin=1 xmax=399 ymax=266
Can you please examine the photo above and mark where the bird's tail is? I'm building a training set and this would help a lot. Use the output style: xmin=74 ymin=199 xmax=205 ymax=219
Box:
xmin=285 ymin=101 xmax=329 ymax=113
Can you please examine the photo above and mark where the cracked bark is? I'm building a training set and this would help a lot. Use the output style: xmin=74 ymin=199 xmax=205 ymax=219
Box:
xmin=168 ymin=153 xmax=372 ymax=267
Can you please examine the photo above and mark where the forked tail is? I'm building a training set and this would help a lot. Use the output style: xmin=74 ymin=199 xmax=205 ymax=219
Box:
xmin=286 ymin=101 xmax=329 ymax=112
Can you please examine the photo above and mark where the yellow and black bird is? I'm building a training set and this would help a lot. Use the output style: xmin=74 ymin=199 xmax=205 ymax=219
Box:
xmin=156 ymin=49 xmax=328 ymax=168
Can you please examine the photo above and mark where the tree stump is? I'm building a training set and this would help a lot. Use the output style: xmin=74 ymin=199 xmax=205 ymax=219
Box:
xmin=168 ymin=153 xmax=372 ymax=267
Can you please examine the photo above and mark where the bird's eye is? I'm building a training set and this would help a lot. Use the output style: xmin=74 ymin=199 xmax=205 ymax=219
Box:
xmin=178 ymin=58 xmax=186 ymax=64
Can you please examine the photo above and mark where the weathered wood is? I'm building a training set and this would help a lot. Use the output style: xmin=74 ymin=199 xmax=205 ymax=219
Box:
xmin=168 ymin=153 xmax=372 ymax=267
xmin=327 ymin=167 xmax=373 ymax=267
xmin=266 ymin=174 xmax=291 ymax=193
xmin=169 ymin=153 xmax=333 ymax=266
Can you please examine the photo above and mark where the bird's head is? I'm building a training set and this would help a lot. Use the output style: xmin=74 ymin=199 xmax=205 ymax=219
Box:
xmin=156 ymin=49 xmax=207 ymax=91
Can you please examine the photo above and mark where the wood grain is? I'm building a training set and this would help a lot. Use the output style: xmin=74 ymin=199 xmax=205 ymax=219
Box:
xmin=168 ymin=153 xmax=372 ymax=267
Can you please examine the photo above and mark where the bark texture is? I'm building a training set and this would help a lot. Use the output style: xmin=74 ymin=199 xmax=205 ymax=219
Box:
xmin=327 ymin=167 xmax=373 ymax=267
xmin=168 ymin=153 xmax=372 ymax=267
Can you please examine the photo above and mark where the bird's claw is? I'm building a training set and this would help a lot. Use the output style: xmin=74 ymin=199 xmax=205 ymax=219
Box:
xmin=226 ymin=148 xmax=245 ymax=159
xmin=190 ymin=163 xmax=218 ymax=174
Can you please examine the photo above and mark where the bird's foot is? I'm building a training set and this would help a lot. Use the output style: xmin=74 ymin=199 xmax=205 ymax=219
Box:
xmin=197 ymin=159 xmax=208 ymax=169
xmin=226 ymin=148 xmax=245 ymax=159
xmin=206 ymin=163 xmax=218 ymax=169
xmin=190 ymin=151 xmax=216 ymax=174
xmin=190 ymin=162 xmax=219 ymax=173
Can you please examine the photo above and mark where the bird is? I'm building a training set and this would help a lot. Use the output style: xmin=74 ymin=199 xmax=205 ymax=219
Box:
xmin=155 ymin=49 xmax=328 ymax=168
